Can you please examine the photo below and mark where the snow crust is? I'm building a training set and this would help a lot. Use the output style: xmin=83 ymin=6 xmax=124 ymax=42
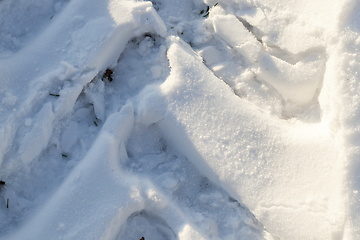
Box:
xmin=1 ymin=0 xmax=360 ymax=239
xmin=213 ymin=14 xmax=262 ymax=63
xmin=256 ymin=53 xmax=325 ymax=104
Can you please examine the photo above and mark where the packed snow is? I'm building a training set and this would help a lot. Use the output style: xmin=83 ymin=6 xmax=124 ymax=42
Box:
xmin=0 ymin=0 xmax=360 ymax=239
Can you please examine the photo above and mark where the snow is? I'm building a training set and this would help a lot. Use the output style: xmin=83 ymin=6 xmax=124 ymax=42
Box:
xmin=0 ymin=0 xmax=360 ymax=239
xmin=141 ymin=38 xmax=345 ymax=239
xmin=199 ymin=46 xmax=224 ymax=66
xmin=256 ymin=52 xmax=325 ymax=104
xmin=213 ymin=14 xmax=262 ymax=63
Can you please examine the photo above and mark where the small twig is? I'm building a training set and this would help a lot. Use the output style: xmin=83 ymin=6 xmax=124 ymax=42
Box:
xmin=6 ymin=199 xmax=9 ymax=208
xmin=203 ymin=3 xmax=217 ymax=17
xmin=62 ymin=154 xmax=68 ymax=158
xmin=49 ymin=93 xmax=60 ymax=97
xmin=94 ymin=121 xmax=98 ymax=126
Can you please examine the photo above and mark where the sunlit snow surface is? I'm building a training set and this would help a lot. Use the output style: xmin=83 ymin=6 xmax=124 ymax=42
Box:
xmin=0 ymin=0 xmax=359 ymax=239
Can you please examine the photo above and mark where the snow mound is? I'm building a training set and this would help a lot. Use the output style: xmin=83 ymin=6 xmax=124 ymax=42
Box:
xmin=138 ymin=37 xmax=345 ymax=240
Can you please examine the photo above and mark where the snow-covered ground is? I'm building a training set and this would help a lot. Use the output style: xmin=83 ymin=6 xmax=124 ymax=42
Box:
xmin=0 ymin=0 xmax=360 ymax=239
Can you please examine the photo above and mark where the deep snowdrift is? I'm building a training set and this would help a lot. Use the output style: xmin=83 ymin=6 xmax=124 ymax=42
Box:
xmin=0 ymin=0 xmax=360 ymax=239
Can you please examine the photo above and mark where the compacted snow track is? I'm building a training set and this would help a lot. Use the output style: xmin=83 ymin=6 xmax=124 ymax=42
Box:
xmin=0 ymin=0 xmax=360 ymax=239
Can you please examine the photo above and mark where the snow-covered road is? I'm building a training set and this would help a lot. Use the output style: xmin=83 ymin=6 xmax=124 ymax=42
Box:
xmin=0 ymin=0 xmax=360 ymax=239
